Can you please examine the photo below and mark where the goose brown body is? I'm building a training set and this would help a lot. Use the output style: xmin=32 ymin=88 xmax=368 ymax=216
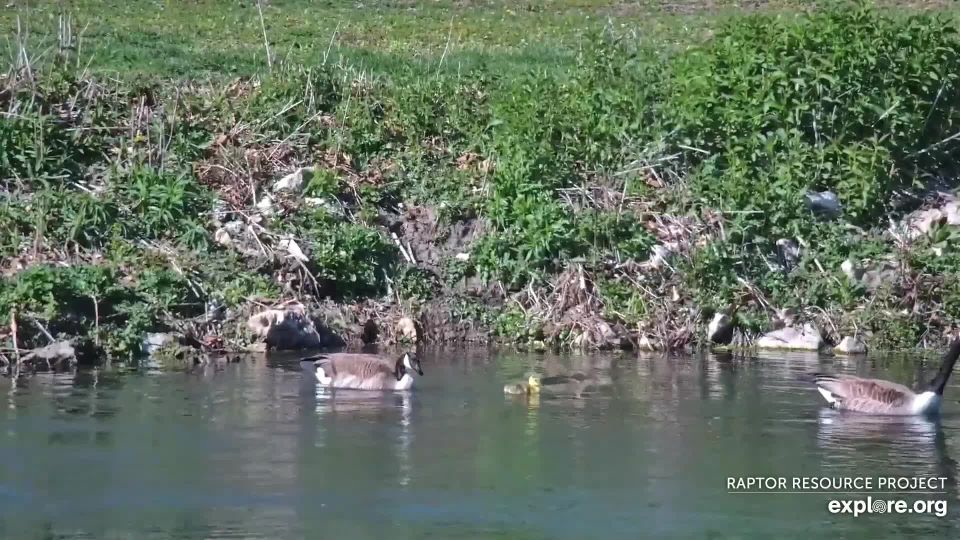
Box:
xmin=809 ymin=338 xmax=960 ymax=416
xmin=307 ymin=352 xmax=422 ymax=391
xmin=811 ymin=374 xmax=929 ymax=415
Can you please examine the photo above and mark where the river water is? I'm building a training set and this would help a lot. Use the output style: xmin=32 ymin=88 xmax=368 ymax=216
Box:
xmin=1 ymin=349 xmax=958 ymax=539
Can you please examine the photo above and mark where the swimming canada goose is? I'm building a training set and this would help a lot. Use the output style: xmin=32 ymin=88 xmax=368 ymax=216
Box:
xmin=809 ymin=339 xmax=960 ymax=415
xmin=306 ymin=352 xmax=423 ymax=391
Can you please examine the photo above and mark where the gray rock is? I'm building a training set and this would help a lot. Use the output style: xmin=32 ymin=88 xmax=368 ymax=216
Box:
xmin=834 ymin=336 xmax=867 ymax=355
xmin=756 ymin=323 xmax=823 ymax=351
xmin=22 ymin=340 xmax=76 ymax=366
xmin=776 ymin=238 xmax=801 ymax=272
xmin=256 ymin=194 xmax=275 ymax=217
xmin=840 ymin=259 xmax=898 ymax=291
xmin=303 ymin=197 xmax=346 ymax=218
xmin=141 ymin=333 xmax=178 ymax=356
xmin=273 ymin=167 xmax=315 ymax=193
xmin=594 ymin=320 xmax=619 ymax=350
xmin=805 ymin=190 xmax=842 ymax=218
xmin=860 ymin=264 xmax=899 ymax=291
xmin=214 ymin=220 xmax=265 ymax=258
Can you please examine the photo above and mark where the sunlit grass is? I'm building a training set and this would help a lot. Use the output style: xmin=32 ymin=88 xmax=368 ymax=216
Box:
xmin=6 ymin=0 xmax=924 ymax=78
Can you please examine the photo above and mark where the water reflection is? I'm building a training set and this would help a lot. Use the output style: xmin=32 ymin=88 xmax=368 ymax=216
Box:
xmin=1 ymin=349 xmax=959 ymax=539
xmin=816 ymin=408 xmax=959 ymax=488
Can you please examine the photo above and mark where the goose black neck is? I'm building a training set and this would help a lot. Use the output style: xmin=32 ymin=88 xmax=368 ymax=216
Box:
xmin=927 ymin=339 xmax=960 ymax=395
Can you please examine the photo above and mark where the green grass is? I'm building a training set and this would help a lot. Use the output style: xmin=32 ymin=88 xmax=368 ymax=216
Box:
xmin=6 ymin=2 xmax=954 ymax=81
xmin=0 ymin=1 xmax=844 ymax=78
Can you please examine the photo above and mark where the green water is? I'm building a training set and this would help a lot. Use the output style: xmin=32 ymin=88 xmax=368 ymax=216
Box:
xmin=0 ymin=350 xmax=958 ymax=539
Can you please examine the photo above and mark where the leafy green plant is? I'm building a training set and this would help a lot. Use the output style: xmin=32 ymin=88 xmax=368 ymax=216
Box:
xmin=664 ymin=3 xmax=960 ymax=235
xmin=112 ymin=165 xmax=213 ymax=247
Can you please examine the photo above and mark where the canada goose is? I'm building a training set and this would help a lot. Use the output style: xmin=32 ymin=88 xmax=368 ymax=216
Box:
xmin=504 ymin=375 xmax=541 ymax=395
xmin=809 ymin=339 xmax=960 ymax=415
xmin=306 ymin=352 xmax=423 ymax=391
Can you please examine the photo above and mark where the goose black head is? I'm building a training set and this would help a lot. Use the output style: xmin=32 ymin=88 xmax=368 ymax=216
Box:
xmin=394 ymin=352 xmax=423 ymax=380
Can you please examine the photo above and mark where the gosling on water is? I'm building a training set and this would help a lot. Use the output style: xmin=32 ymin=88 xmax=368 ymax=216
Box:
xmin=808 ymin=338 xmax=960 ymax=416
xmin=504 ymin=375 xmax=541 ymax=395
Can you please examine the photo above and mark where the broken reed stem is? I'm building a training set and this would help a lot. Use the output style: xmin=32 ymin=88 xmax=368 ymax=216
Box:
xmin=31 ymin=317 xmax=55 ymax=344
xmin=435 ymin=16 xmax=455 ymax=78
xmin=10 ymin=308 xmax=19 ymax=364
xmin=256 ymin=0 xmax=273 ymax=72
xmin=391 ymin=232 xmax=415 ymax=264
xmin=323 ymin=21 xmax=341 ymax=66
xmin=15 ymin=15 xmax=34 ymax=81
xmin=92 ymin=295 xmax=100 ymax=346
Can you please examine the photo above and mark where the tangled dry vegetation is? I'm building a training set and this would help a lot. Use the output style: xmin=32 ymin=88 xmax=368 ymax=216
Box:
xmin=3 ymin=3 xmax=960 ymax=371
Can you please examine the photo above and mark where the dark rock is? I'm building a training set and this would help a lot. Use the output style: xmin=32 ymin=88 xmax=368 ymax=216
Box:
xmin=361 ymin=319 xmax=379 ymax=344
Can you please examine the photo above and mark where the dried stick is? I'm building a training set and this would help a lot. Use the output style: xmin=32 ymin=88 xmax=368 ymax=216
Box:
xmin=256 ymin=0 xmax=273 ymax=72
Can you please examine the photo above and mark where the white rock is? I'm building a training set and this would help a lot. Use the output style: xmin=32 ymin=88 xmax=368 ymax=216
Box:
xmin=945 ymin=201 xmax=960 ymax=225
xmin=256 ymin=194 xmax=275 ymax=217
xmin=272 ymin=166 xmax=315 ymax=193
xmin=455 ymin=252 xmax=470 ymax=261
xmin=278 ymin=236 xmax=309 ymax=262
xmin=840 ymin=259 xmax=857 ymax=281
xmin=756 ymin=323 xmax=823 ymax=351
xmin=214 ymin=227 xmax=232 ymax=247
xmin=900 ymin=201 xmax=960 ymax=240
xmin=396 ymin=317 xmax=419 ymax=342
xmin=22 ymin=340 xmax=77 ymax=365
xmin=247 ymin=304 xmax=322 ymax=350
xmin=834 ymin=336 xmax=867 ymax=355
xmin=637 ymin=335 xmax=659 ymax=351
xmin=707 ymin=312 xmax=734 ymax=345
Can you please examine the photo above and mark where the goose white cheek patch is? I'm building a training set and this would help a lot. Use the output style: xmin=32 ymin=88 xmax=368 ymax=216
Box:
xmin=316 ymin=367 xmax=332 ymax=385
